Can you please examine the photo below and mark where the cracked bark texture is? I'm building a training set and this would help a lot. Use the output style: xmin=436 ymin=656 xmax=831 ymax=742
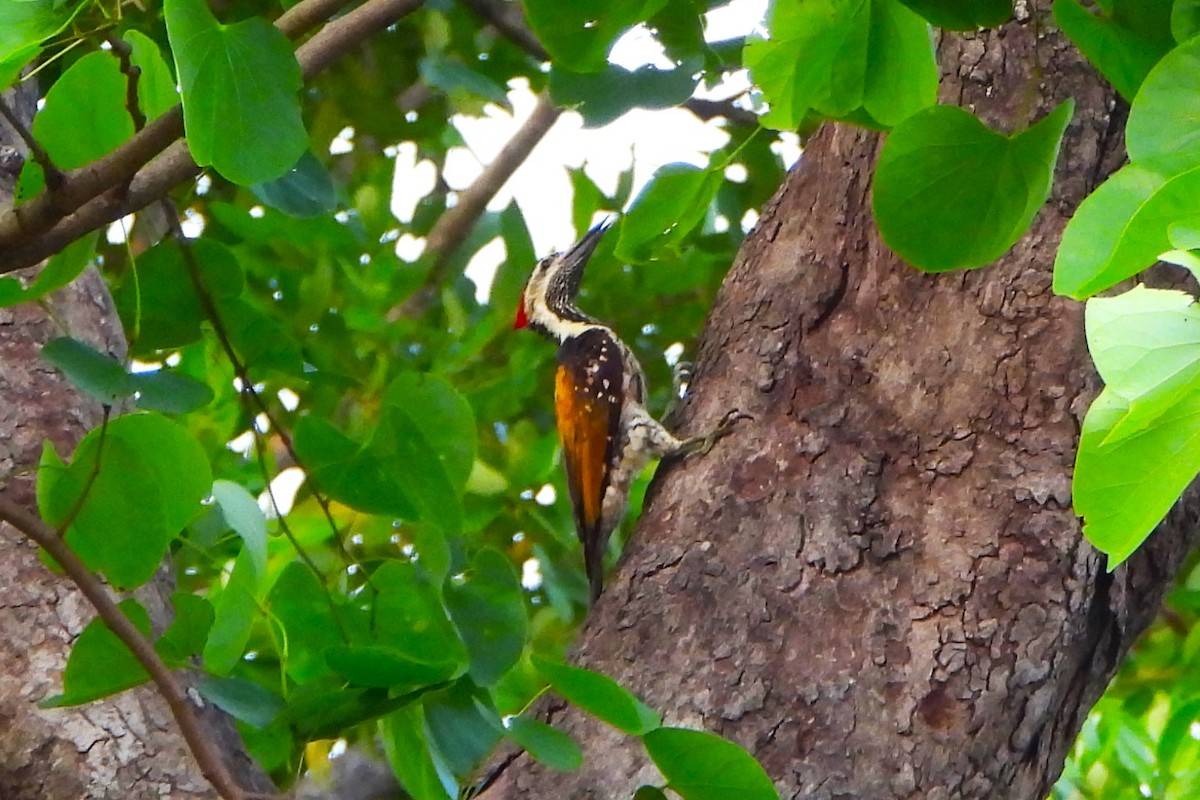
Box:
xmin=480 ymin=18 xmax=1200 ymax=800
xmin=0 ymin=86 xmax=272 ymax=799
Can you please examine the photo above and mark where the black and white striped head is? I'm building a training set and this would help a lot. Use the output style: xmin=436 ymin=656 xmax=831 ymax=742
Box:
xmin=514 ymin=219 xmax=611 ymax=342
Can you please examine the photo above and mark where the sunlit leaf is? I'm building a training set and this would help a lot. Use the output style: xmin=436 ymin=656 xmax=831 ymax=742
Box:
xmin=1126 ymin=35 xmax=1200 ymax=173
xmin=533 ymin=656 xmax=660 ymax=734
xmin=126 ymin=29 xmax=179 ymax=121
xmin=744 ymin=0 xmax=937 ymax=130
xmin=874 ymin=102 xmax=1073 ymax=272
xmin=504 ymin=716 xmax=582 ymax=771
xmin=41 ymin=599 xmax=151 ymax=707
xmin=212 ymin=479 xmax=269 ymax=578
xmin=38 ymin=413 xmax=212 ymax=589
xmin=31 ymin=51 xmax=134 ymax=168
xmin=1053 ymin=0 xmax=1175 ymax=100
xmin=1054 ymin=165 xmax=1200 ymax=299
xmin=642 ymin=727 xmax=779 ymax=800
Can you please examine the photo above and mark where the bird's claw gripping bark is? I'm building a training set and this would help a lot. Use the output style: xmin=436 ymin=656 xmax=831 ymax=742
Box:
xmin=686 ymin=409 xmax=752 ymax=456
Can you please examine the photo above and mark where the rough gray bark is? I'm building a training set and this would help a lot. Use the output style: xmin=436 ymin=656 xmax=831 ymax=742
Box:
xmin=480 ymin=18 xmax=1200 ymax=800
xmin=0 ymin=87 xmax=271 ymax=799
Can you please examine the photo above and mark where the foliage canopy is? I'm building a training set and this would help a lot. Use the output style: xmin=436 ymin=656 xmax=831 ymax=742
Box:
xmin=3 ymin=0 xmax=1200 ymax=798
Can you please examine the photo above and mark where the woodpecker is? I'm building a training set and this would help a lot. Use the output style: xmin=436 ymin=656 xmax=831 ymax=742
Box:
xmin=514 ymin=219 xmax=745 ymax=603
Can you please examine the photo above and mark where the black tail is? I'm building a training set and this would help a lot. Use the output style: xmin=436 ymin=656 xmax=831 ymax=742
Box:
xmin=583 ymin=527 xmax=605 ymax=604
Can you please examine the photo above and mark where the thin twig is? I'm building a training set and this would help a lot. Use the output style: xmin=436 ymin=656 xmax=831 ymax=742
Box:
xmin=159 ymin=202 xmax=335 ymax=574
xmin=0 ymin=98 xmax=65 ymax=190
xmin=55 ymin=405 xmax=111 ymax=534
xmin=105 ymin=33 xmax=147 ymax=132
xmin=0 ymin=495 xmax=280 ymax=800
xmin=0 ymin=0 xmax=398 ymax=270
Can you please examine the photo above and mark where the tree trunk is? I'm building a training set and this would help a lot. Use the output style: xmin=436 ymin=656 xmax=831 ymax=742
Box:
xmin=481 ymin=19 xmax=1200 ymax=800
xmin=0 ymin=88 xmax=270 ymax=800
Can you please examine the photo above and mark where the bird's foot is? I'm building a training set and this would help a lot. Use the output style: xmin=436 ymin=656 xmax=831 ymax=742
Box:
xmin=682 ymin=409 xmax=752 ymax=456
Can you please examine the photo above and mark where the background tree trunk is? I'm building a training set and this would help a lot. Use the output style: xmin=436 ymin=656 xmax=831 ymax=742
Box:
xmin=481 ymin=19 xmax=1200 ymax=800
xmin=0 ymin=88 xmax=270 ymax=800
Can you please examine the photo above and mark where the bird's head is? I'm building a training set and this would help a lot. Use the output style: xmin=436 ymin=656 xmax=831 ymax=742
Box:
xmin=515 ymin=218 xmax=611 ymax=339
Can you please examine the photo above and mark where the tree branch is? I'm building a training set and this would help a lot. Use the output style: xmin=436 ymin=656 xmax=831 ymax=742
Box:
xmin=0 ymin=494 xmax=281 ymax=800
xmin=0 ymin=0 xmax=355 ymax=253
xmin=0 ymin=0 xmax=424 ymax=275
xmin=424 ymin=90 xmax=560 ymax=260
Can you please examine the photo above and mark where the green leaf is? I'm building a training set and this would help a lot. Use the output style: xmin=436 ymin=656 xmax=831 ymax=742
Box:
xmin=157 ymin=591 xmax=214 ymax=665
xmin=381 ymin=372 xmax=477 ymax=491
xmin=300 ymin=374 xmax=472 ymax=532
xmin=1126 ymin=35 xmax=1200 ymax=173
xmin=0 ymin=230 xmax=97 ymax=307
xmin=372 ymin=560 xmax=467 ymax=668
xmin=1085 ymin=285 xmax=1200 ymax=445
xmin=37 ymin=412 xmax=212 ymax=589
xmin=504 ymin=716 xmax=583 ymax=771
xmin=42 ymin=336 xmax=212 ymax=414
xmin=269 ymin=561 xmax=343 ymax=682
xmin=195 ymin=675 xmax=285 ymax=729
xmin=41 ymin=336 xmax=131 ymax=405
xmin=13 ymin=159 xmax=45 ymax=205
xmin=164 ymin=0 xmax=306 ymax=185
xmin=1074 ymin=287 xmax=1200 ymax=566
xmin=1159 ymin=697 xmax=1200 ymax=770
xmin=616 ymin=164 xmax=721 ymax=263
xmin=296 ymin=415 xmax=417 ymax=518
xmin=642 ymin=727 xmax=779 ymax=800
xmin=132 ymin=369 xmax=214 ymax=414
xmin=523 ymin=0 xmax=669 ymax=73
xmin=549 ymin=61 xmax=701 ymax=127
xmin=1053 ymin=0 xmax=1174 ymax=100
xmin=357 ymin=383 xmax=465 ymax=534
xmin=533 ymin=656 xmax=660 ymax=734
xmin=126 ymin=29 xmax=179 ymax=121
xmin=202 ymin=548 xmax=260 ymax=674
xmin=0 ymin=0 xmax=72 ymax=91
xmin=743 ymin=0 xmax=937 ymax=130
xmin=211 ymin=479 xmax=268 ymax=578
xmin=114 ymin=238 xmax=244 ymax=356
xmin=42 ymin=599 xmax=151 ymax=707
xmin=251 ymin=151 xmax=338 ymax=218
xmin=381 ymin=706 xmax=457 ymax=800
xmin=32 ymin=51 xmax=134 ymax=169
xmin=1075 ymin=357 xmax=1200 ymax=565
xmin=873 ymin=101 xmax=1073 ymax=272
xmin=282 ymin=680 xmax=449 ymax=740
xmin=1173 ymin=0 xmax=1200 ymax=43
xmin=895 ymin=0 xmax=1011 ymax=29
xmin=1053 ymin=165 xmax=1200 ymax=299
xmin=443 ymin=548 xmax=526 ymax=686
xmin=218 ymin=297 xmax=305 ymax=377
xmin=423 ymin=680 xmax=503 ymax=779
xmin=326 ymin=644 xmax=460 ymax=688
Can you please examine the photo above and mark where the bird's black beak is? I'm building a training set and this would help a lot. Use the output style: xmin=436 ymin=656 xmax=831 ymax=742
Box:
xmin=564 ymin=217 xmax=613 ymax=269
